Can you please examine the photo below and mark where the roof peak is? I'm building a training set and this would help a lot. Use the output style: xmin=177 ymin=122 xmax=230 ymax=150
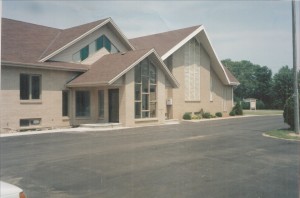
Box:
xmin=130 ymin=25 xmax=202 ymax=40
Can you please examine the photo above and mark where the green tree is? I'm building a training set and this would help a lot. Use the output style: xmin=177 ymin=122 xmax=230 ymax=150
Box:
xmin=222 ymin=59 xmax=273 ymax=108
xmin=272 ymin=66 xmax=293 ymax=109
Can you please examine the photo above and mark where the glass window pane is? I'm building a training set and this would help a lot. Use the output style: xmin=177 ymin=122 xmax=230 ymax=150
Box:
xmin=20 ymin=119 xmax=30 ymax=127
xmin=150 ymin=102 xmax=156 ymax=118
xmin=141 ymin=60 xmax=149 ymax=76
xmin=142 ymin=76 xmax=149 ymax=93
xmin=20 ymin=74 xmax=29 ymax=100
xmin=76 ymin=91 xmax=90 ymax=117
xmin=80 ymin=45 xmax=89 ymax=61
xmin=142 ymin=111 xmax=149 ymax=118
xmin=142 ymin=94 xmax=149 ymax=110
xmin=135 ymin=64 xmax=141 ymax=83
xmin=31 ymin=76 xmax=40 ymax=99
xmin=135 ymin=102 xmax=141 ymax=118
xmin=149 ymin=63 xmax=156 ymax=84
xmin=135 ymin=84 xmax=141 ymax=101
xmin=104 ymin=36 xmax=111 ymax=52
xmin=150 ymin=85 xmax=156 ymax=101
xmin=98 ymin=90 xmax=104 ymax=118
xmin=96 ymin=36 xmax=104 ymax=50
xmin=62 ymin=91 xmax=69 ymax=116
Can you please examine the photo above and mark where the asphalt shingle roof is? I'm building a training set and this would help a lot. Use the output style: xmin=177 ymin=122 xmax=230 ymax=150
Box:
xmin=68 ymin=49 xmax=152 ymax=86
xmin=129 ymin=25 xmax=201 ymax=57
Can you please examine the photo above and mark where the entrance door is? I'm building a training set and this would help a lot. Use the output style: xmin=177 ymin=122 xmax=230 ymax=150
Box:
xmin=109 ymin=89 xmax=119 ymax=123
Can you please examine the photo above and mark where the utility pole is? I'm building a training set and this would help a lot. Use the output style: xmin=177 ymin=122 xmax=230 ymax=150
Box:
xmin=292 ymin=0 xmax=299 ymax=134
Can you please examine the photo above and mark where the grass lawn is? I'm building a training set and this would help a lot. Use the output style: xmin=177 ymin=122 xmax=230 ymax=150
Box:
xmin=244 ymin=110 xmax=283 ymax=116
xmin=265 ymin=129 xmax=300 ymax=141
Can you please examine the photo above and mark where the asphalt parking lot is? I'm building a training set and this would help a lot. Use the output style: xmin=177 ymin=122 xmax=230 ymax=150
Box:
xmin=0 ymin=115 xmax=299 ymax=198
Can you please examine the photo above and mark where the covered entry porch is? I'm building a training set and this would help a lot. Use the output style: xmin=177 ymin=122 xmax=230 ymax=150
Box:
xmin=68 ymin=86 xmax=121 ymax=126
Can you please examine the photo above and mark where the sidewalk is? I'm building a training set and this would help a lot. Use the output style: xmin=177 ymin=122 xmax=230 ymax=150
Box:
xmin=0 ymin=114 xmax=276 ymax=138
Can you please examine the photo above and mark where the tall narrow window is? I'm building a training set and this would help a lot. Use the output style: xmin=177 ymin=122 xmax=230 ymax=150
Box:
xmin=62 ymin=91 xmax=69 ymax=117
xmin=76 ymin=91 xmax=90 ymax=117
xmin=104 ymin=36 xmax=111 ymax=52
xmin=31 ymin=76 xmax=41 ymax=99
xmin=184 ymin=38 xmax=201 ymax=101
xmin=96 ymin=35 xmax=104 ymax=50
xmin=134 ymin=59 xmax=157 ymax=119
xmin=20 ymin=74 xmax=30 ymax=100
xmin=20 ymin=74 xmax=41 ymax=100
xmin=80 ymin=45 xmax=89 ymax=61
xmin=98 ymin=90 xmax=104 ymax=119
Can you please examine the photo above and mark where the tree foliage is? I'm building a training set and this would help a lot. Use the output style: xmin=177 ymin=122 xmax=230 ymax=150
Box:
xmin=272 ymin=66 xmax=293 ymax=109
xmin=222 ymin=59 xmax=272 ymax=108
xmin=222 ymin=59 xmax=294 ymax=110
xmin=283 ymin=95 xmax=299 ymax=129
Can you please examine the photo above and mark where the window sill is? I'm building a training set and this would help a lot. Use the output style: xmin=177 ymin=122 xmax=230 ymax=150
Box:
xmin=75 ymin=117 xmax=91 ymax=120
xmin=20 ymin=100 xmax=42 ymax=104
xmin=135 ymin=118 xmax=158 ymax=122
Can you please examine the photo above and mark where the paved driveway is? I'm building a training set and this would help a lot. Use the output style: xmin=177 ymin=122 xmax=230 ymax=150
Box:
xmin=0 ymin=116 xmax=299 ymax=198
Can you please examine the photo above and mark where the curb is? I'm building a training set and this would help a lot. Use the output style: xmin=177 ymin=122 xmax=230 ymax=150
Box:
xmin=262 ymin=133 xmax=300 ymax=142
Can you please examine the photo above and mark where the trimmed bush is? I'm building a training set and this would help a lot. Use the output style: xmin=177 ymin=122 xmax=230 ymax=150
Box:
xmin=283 ymin=95 xmax=300 ymax=129
xmin=203 ymin=112 xmax=211 ymax=119
xmin=191 ymin=114 xmax=200 ymax=120
xmin=229 ymin=110 xmax=236 ymax=116
xmin=183 ymin=112 xmax=192 ymax=120
xmin=231 ymin=102 xmax=243 ymax=116
xmin=215 ymin=112 xmax=223 ymax=117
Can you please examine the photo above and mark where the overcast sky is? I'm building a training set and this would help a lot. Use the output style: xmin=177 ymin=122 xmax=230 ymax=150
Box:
xmin=2 ymin=1 xmax=300 ymax=73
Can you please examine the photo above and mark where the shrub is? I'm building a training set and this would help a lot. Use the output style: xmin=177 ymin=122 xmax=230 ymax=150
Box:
xmin=203 ymin=112 xmax=211 ymax=119
xmin=283 ymin=95 xmax=300 ymax=129
xmin=183 ymin=112 xmax=192 ymax=120
xmin=191 ymin=114 xmax=200 ymax=120
xmin=229 ymin=110 xmax=236 ymax=116
xmin=215 ymin=112 xmax=223 ymax=117
xmin=231 ymin=102 xmax=243 ymax=116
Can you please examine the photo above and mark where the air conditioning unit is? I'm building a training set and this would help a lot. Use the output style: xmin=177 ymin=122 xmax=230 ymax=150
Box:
xmin=166 ymin=99 xmax=173 ymax=105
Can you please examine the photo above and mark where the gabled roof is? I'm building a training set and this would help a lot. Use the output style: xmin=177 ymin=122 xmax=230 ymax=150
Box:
xmin=39 ymin=18 xmax=109 ymax=61
xmin=67 ymin=49 xmax=179 ymax=88
xmin=130 ymin=25 xmax=239 ymax=86
xmin=1 ymin=18 xmax=60 ymax=64
xmin=39 ymin=18 xmax=135 ymax=62
xmin=129 ymin=25 xmax=201 ymax=58
xmin=1 ymin=18 xmax=137 ymax=72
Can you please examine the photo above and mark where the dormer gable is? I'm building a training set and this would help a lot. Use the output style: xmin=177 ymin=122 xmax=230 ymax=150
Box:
xmin=40 ymin=18 xmax=135 ymax=64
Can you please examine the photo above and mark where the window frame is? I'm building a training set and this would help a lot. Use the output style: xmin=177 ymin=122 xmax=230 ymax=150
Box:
xmin=98 ymin=90 xmax=105 ymax=119
xmin=62 ymin=90 xmax=69 ymax=117
xmin=134 ymin=59 xmax=157 ymax=119
xmin=75 ymin=90 xmax=91 ymax=118
xmin=20 ymin=74 xmax=42 ymax=101
xmin=184 ymin=38 xmax=201 ymax=101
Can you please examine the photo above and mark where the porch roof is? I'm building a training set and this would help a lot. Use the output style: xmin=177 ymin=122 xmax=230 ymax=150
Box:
xmin=67 ymin=49 xmax=179 ymax=88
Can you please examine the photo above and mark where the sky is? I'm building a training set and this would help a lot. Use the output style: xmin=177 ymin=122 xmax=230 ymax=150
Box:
xmin=1 ymin=0 xmax=300 ymax=74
